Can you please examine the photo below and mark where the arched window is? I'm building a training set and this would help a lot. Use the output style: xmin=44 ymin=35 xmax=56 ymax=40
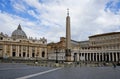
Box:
xmin=0 ymin=37 xmax=3 ymax=40
xmin=42 ymin=51 xmax=45 ymax=57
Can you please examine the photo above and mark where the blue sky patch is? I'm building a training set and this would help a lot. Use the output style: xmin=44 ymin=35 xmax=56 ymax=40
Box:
xmin=105 ymin=1 xmax=120 ymax=14
xmin=0 ymin=0 xmax=38 ymax=21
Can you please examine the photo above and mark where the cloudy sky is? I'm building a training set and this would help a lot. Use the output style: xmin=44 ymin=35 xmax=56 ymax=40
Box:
xmin=0 ymin=0 xmax=120 ymax=43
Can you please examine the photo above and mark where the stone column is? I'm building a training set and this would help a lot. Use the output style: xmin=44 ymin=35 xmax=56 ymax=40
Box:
xmin=45 ymin=48 xmax=47 ymax=59
xmin=112 ymin=53 xmax=114 ymax=62
xmin=86 ymin=53 xmax=88 ymax=61
xmin=99 ymin=53 xmax=100 ymax=62
xmin=16 ymin=46 xmax=19 ymax=57
xmin=29 ymin=46 xmax=32 ymax=58
xmin=10 ymin=45 xmax=12 ymax=57
xmin=96 ymin=53 xmax=97 ymax=62
xmin=21 ymin=46 xmax=23 ymax=57
xmin=93 ymin=53 xmax=94 ymax=61
xmin=3 ymin=45 xmax=6 ymax=57
xmin=90 ymin=53 xmax=91 ymax=61
xmin=18 ymin=46 xmax=20 ymax=57
xmin=35 ymin=47 xmax=37 ymax=58
xmin=88 ymin=53 xmax=90 ymax=61
xmin=85 ymin=53 xmax=86 ymax=61
xmin=77 ymin=53 xmax=79 ymax=61
xmin=116 ymin=53 xmax=118 ymax=62
xmin=102 ymin=53 xmax=104 ymax=61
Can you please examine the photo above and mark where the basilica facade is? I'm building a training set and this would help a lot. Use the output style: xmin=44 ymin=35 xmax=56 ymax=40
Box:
xmin=0 ymin=24 xmax=47 ymax=60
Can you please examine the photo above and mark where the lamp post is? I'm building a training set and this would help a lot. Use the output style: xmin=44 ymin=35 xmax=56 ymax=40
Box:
xmin=79 ymin=43 xmax=81 ymax=63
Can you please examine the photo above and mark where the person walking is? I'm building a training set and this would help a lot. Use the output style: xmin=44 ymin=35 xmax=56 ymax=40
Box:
xmin=113 ymin=63 xmax=116 ymax=68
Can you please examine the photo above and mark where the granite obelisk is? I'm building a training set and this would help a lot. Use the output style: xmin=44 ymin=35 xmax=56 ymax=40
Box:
xmin=65 ymin=9 xmax=71 ymax=62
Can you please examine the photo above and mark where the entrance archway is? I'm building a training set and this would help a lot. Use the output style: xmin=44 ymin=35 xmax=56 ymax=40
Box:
xmin=42 ymin=51 xmax=45 ymax=57
xmin=12 ymin=52 xmax=16 ymax=57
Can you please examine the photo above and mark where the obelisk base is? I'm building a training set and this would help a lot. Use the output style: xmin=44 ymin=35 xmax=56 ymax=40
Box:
xmin=65 ymin=49 xmax=71 ymax=62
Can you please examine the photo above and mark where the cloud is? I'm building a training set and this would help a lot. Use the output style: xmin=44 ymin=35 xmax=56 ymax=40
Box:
xmin=0 ymin=0 xmax=120 ymax=43
xmin=0 ymin=11 xmax=44 ymax=39
xmin=27 ymin=10 xmax=38 ymax=19
xmin=11 ymin=0 xmax=26 ymax=12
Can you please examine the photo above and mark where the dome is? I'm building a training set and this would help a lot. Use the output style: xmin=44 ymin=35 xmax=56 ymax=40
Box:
xmin=12 ymin=24 xmax=27 ymax=39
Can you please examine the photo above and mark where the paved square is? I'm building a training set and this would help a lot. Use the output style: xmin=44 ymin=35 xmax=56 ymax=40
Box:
xmin=0 ymin=63 xmax=120 ymax=79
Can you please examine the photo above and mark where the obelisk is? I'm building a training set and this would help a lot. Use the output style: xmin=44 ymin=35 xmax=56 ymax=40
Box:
xmin=65 ymin=9 xmax=71 ymax=62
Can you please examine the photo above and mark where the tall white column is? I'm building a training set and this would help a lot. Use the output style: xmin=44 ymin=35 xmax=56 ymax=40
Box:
xmin=35 ymin=47 xmax=37 ymax=58
xmin=10 ymin=45 xmax=12 ymax=57
xmin=112 ymin=53 xmax=114 ymax=62
xmin=86 ymin=53 xmax=88 ymax=61
xmin=96 ymin=53 xmax=97 ymax=61
xmin=101 ymin=52 xmax=104 ymax=61
xmin=18 ymin=46 xmax=20 ymax=57
xmin=93 ymin=53 xmax=94 ymax=61
xmin=77 ymin=53 xmax=79 ymax=61
xmin=16 ymin=46 xmax=19 ymax=57
xmin=3 ymin=45 xmax=6 ymax=57
xmin=85 ymin=53 xmax=86 ymax=61
xmin=90 ymin=53 xmax=91 ymax=61
xmin=21 ymin=46 xmax=23 ymax=57
xmin=116 ymin=53 xmax=118 ymax=61
xmin=99 ymin=53 xmax=100 ymax=62
xmin=29 ymin=46 xmax=32 ymax=58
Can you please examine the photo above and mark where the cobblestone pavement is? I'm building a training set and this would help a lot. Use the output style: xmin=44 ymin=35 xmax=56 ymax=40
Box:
xmin=0 ymin=63 xmax=120 ymax=79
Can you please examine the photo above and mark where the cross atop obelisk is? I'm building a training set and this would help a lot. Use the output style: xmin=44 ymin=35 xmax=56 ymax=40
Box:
xmin=65 ymin=8 xmax=71 ymax=62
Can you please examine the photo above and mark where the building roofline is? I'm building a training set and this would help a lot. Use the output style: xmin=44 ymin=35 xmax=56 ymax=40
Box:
xmin=89 ymin=32 xmax=120 ymax=38
xmin=79 ymin=40 xmax=89 ymax=43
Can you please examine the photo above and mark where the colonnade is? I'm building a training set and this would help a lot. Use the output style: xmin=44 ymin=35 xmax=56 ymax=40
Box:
xmin=2 ymin=45 xmax=47 ymax=58
xmin=77 ymin=52 xmax=120 ymax=62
